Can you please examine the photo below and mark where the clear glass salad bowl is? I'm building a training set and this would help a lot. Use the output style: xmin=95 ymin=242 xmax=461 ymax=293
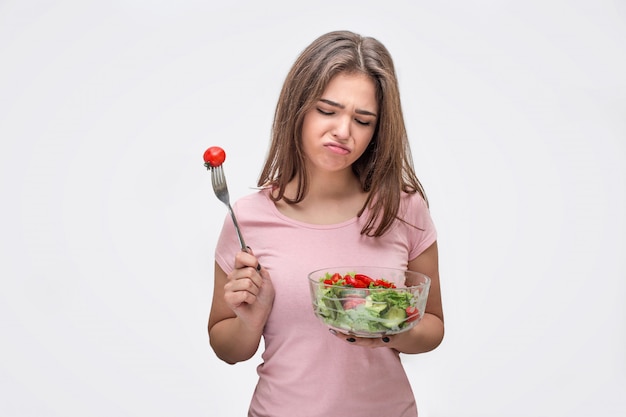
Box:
xmin=308 ymin=266 xmax=431 ymax=338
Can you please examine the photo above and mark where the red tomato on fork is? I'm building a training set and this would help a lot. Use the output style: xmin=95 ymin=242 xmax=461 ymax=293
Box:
xmin=203 ymin=146 xmax=226 ymax=167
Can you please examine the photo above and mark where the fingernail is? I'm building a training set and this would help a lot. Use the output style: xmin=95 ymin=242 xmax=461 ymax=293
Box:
xmin=346 ymin=337 xmax=356 ymax=343
xmin=382 ymin=337 xmax=390 ymax=343
xmin=328 ymin=329 xmax=337 ymax=335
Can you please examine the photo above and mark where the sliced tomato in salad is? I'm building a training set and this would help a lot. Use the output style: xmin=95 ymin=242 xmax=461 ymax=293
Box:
xmin=342 ymin=294 xmax=367 ymax=309
xmin=405 ymin=306 xmax=421 ymax=322
xmin=354 ymin=274 xmax=374 ymax=287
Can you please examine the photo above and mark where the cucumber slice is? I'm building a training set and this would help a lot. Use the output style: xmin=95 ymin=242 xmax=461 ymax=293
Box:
xmin=381 ymin=306 xmax=406 ymax=329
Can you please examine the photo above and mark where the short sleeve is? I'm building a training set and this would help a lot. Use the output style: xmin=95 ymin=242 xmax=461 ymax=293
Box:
xmin=403 ymin=193 xmax=437 ymax=261
xmin=214 ymin=211 xmax=240 ymax=275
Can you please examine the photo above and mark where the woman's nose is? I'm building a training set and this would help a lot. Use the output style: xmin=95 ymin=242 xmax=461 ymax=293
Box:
xmin=331 ymin=116 xmax=351 ymax=140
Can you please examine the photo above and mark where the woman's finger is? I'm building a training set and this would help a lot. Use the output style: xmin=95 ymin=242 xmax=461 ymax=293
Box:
xmin=225 ymin=275 xmax=260 ymax=296
xmin=234 ymin=250 xmax=262 ymax=272
xmin=328 ymin=328 xmax=393 ymax=348
xmin=224 ymin=287 xmax=257 ymax=308
xmin=229 ymin=266 xmax=263 ymax=289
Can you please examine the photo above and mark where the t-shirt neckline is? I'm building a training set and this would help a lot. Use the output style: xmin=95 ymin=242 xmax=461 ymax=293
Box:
xmin=261 ymin=188 xmax=361 ymax=230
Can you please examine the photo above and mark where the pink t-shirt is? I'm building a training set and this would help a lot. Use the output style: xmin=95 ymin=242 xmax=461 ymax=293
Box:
xmin=214 ymin=188 xmax=437 ymax=417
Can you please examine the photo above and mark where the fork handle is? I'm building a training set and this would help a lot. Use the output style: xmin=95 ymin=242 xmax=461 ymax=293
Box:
xmin=227 ymin=206 xmax=262 ymax=271
xmin=227 ymin=206 xmax=247 ymax=250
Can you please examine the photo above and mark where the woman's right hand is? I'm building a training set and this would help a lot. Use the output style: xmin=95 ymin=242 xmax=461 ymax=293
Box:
xmin=223 ymin=249 xmax=275 ymax=332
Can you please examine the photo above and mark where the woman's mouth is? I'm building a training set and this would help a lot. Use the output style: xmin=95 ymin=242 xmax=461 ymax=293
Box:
xmin=324 ymin=143 xmax=350 ymax=155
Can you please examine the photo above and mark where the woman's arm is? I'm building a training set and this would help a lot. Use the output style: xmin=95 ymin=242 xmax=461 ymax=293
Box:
xmin=387 ymin=241 xmax=444 ymax=354
xmin=208 ymin=251 xmax=275 ymax=364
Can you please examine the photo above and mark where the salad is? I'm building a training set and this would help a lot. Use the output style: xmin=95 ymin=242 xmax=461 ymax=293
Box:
xmin=312 ymin=272 xmax=422 ymax=335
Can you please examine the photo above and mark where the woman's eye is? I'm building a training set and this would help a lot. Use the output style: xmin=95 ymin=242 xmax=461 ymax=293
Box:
xmin=317 ymin=108 xmax=333 ymax=115
xmin=355 ymin=119 xmax=371 ymax=126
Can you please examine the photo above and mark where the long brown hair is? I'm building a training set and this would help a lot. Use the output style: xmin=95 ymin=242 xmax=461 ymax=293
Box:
xmin=258 ymin=30 xmax=427 ymax=237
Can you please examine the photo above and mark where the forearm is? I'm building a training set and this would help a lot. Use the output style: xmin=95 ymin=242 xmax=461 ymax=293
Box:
xmin=209 ymin=317 xmax=264 ymax=364
xmin=390 ymin=313 xmax=444 ymax=354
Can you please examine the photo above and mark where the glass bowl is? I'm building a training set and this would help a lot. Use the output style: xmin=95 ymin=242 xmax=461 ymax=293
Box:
xmin=308 ymin=266 xmax=431 ymax=338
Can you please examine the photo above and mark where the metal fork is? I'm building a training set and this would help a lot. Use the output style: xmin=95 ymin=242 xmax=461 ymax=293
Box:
xmin=209 ymin=164 xmax=261 ymax=270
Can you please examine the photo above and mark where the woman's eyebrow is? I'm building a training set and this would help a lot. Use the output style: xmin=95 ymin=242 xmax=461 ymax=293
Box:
xmin=319 ymin=98 xmax=377 ymax=117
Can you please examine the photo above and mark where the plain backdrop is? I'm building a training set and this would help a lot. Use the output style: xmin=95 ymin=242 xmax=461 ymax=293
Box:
xmin=1 ymin=1 xmax=625 ymax=416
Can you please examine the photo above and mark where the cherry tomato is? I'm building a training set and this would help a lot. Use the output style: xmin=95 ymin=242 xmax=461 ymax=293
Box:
xmin=341 ymin=292 xmax=367 ymax=309
xmin=203 ymin=146 xmax=226 ymax=167
xmin=342 ymin=297 xmax=366 ymax=309
xmin=353 ymin=280 xmax=368 ymax=288
xmin=374 ymin=279 xmax=392 ymax=288
xmin=405 ymin=306 xmax=420 ymax=322
xmin=344 ymin=275 xmax=357 ymax=287
xmin=354 ymin=274 xmax=374 ymax=287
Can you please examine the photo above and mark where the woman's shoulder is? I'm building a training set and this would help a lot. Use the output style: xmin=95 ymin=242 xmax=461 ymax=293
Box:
xmin=233 ymin=187 xmax=274 ymax=212
xmin=400 ymin=190 xmax=429 ymax=210
xmin=397 ymin=190 xmax=432 ymax=226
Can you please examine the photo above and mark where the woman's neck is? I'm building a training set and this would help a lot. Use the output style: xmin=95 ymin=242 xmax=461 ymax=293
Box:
xmin=275 ymin=171 xmax=368 ymax=224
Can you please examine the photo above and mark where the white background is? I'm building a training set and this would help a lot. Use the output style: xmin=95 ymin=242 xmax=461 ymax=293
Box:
xmin=1 ymin=1 xmax=624 ymax=416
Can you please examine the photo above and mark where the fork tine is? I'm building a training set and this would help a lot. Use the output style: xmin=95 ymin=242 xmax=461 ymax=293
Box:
xmin=210 ymin=166 xmax=224 ymax=195
xmin=214 ymin=166 xmax=229 ymax=203
xmin=211 ymin=165 xmax=244 ymax=246
xmin=218 ymin=166 xmax=227 ymax=193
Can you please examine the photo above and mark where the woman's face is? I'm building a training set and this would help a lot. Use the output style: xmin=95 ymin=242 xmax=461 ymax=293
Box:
xmin=301 ymin=72 xmax=378 ymax=175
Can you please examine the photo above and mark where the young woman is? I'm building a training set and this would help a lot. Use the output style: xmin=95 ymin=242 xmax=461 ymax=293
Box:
xmin=208 ymin=30 xmax=444 ymax=417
